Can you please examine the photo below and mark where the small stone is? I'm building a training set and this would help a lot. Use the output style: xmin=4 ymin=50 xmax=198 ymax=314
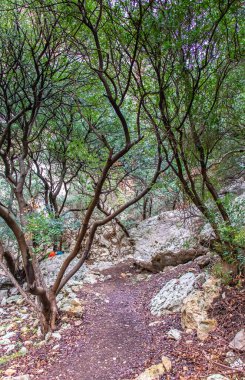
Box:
xmin=3 ymin=331 xmax=15 ymax=339
xmin=52 ymin=332 xmax=61 ymax=340
xmin=19 ymin=346 xmax=28 ymax=355
xmin=52 ymin=344 xmax=60 ymax=350
xmin=148 ymin=321 xmax=161 ymax=327
xmin=24 ymin=341 xmax=32 ymax=346
xmin=161 ymin=356 xmax=172 ymax=372
xmin=135 ymin=363 xmax=165 ymax=379
xmin=0 ymin=338 xmax=11 ymax=345
xmin=1 ymin=297 xmax=7 ymax=306
xmin=71 ymin=285 xmax=80 ymax=292
xmin=45 ymin=332 xmax=52 ymax=342
xmin=229 ymin=329 xmax=245 ymax=352
xmin=37 ymin=327 xmax=42 ymax=338
xmin=6 ymin=344 xmax=16 ymax=353
xmin=21 ymin=327 xmax=29 ymax=334
xmin=32 ymin=319 xmax=39 ymax=328
xmin=6 ymin=323 xmax=17 ymax=332
xmin=167 ymin=329 xmax=182 ymax=341
xmin=194 ymin=253 xmax=211 ymax=268
xmin=225 ymin=351 xmax=244 ymax=369
xmin=4 ymin=368 xmax=17 ymax=376
xmin=74 ymin=320 xmax=83 ymax=327
xmin=206 ymin=375 xmax=229 ymax=380
xmin=16 ymin=298 xmax=24 ymax=305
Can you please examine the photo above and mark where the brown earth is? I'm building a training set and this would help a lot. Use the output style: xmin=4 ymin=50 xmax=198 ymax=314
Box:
xmin=1 ymin=262 xmax=244 ymax=380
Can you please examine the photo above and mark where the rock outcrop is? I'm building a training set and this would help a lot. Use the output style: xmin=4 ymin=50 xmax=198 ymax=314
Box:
xmin=67 ymin=221 xmax=133 ymax=262
xmin=181 ymin=277 xmax=221 ymax=340
xmin=131 ymin=210 xmax=209 ymax=271
xmin=150 ymin=272 xmax=206 ymax=316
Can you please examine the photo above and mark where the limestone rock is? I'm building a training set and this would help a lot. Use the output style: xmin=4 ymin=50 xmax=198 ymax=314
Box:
xmin=4 ymin=369 xmax=17 ymax=377
xmin=181 ymin=277 xmax=221 ymax=340
xmin=19 ymin=346 xmax=28 ymax=355
xmin=150 ymin=272 xmax=199 ymax=316
xmin=161 ymin=356 xmax=172 ymax=372
xmin=0 ymin=289 xmax=9 ymax=302
xmin=229 ymin=329 xmax=245 ymax=352
xmin=52 ymin=332 xmax=62 ymax=340
xmin=194 ymin=252 xmax=212 ymax=268
xmin=60 ymin=298 xmax=84 ymax=317
xmin=6 ymin=344 xmax=16 ymax=353
xmin=225 ymin=351 xmax=244 ymax=369
xmin=134 ymin=363 xmax=165 ymax=380
xmin=167 ymin=329 xmax=182 ymax=341
xmin=0 ymin=276 xmax=13 ymax=289
xmin=131 ymin=210 xmax=208 ymax=271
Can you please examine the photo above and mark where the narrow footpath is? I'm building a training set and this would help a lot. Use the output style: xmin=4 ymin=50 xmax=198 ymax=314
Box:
xmin=3 ymin=262 xmax=244 ymax=380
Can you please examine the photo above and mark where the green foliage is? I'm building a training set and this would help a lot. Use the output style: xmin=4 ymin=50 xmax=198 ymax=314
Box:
xmin=215 ymin=195 xmax=245 ymax=267
xmin=211 ymin=262 xmax=233 ymax=285
xmin=26 ymin=212 xmax=63 ymax=254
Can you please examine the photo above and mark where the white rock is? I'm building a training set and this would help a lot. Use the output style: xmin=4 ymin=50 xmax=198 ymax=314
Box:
xmin=206 ymin=375 xmax=229 ymax=380
xmin=19 ymin=346 xmax=28 ymax=355
xmin=1 ymin=297 xmax=7 ymax=306
xmin=3 ymin=331 xmax=15 ymax=339
xmin=225 ymin=351 xmax=244 ymax=369
xmin=6 ymin=344 xmax=16 ymax=353
xmin=52 ymin=332 xmax=61 ymax=340
xmin=150 ymin=272 xmax=197 ymax=315
xmin=0 ymin=338 xmax=11 ymax=345
xmin=131 ymin=209 xmax=208 ymax=271
xmin=229 ymin=329 xmax=245 ymax=352
xmin=167 ymin=329 xmax=182 ymax=341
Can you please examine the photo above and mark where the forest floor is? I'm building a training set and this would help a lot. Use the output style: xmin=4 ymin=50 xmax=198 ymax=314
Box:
xmin=1 ymin=261 xmax=244 ymax=380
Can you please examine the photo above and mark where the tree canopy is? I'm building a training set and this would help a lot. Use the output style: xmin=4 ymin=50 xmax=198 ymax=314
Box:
xmin=0 ymin=0 xmax=244 ymax=332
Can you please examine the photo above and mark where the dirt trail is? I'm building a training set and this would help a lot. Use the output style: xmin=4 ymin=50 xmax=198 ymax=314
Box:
xmin=4 ymin=261 xmax=243 ymax=380
xmin=39 ymin=264 xmax=156 ymax=380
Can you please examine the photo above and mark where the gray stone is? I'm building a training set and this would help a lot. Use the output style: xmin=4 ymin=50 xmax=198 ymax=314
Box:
xmin=52 ymin=332 xmax=61 ymax=340
xmin=0 ymin=307 xmax=7 ymax=315
xmin=6 ymin=344 xmax=16 ymax=353
xmin=0 ymin=338 xmax=11 ymax=345
xmin=194 ymin=253 xmax=212 ymax=268
xmin=5 ymin=295 xmax=21 ymax=304
xmin=1 ymin=297 xmax=7 ymax=306
xmin=19 ymin=346 xmax=28 ymax=355
xmin=167 ymin=329 xmax=182 ymax=341
xmin=0 ymin=289 xmax=9 ymax=302
xmin=150 ymin=272 xmax=197 ymax=316
xmin=131 ymin=210 xmax=208 ymax=271
xmin=3 ymin=331 xmax=15 ymax=339
xmin=0 ymin=276 xmax=13 ymax=289
xmin=229 ymin=329 xmax=245 ymax=352
xmin=225 ymin=351 xmax=244 ymax=369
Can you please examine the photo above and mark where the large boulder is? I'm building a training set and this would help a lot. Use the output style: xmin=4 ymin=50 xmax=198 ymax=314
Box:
xmin=131 ymin=210 xmax=208 ymax=271
xmin=150 ymin=272 xmax=206 ymax=316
